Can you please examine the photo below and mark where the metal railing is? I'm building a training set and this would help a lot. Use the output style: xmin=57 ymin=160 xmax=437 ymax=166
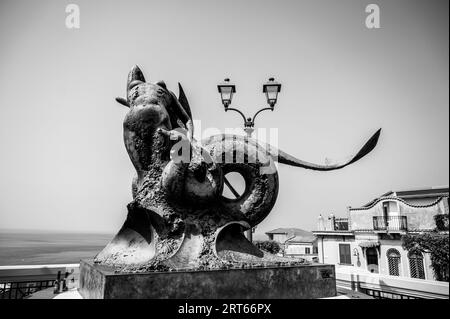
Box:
xmin=0 ymin=280 xmax=55 ymax=299
xmin=0 ymin=264 xmax=79 ymax=299
xmin=373 ymin=216 xmax=407 ymax=231
xmin=334 ymin=218 xmax=349 ymax=231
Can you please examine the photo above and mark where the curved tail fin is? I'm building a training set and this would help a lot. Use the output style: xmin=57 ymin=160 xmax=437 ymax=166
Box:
xmin=271 ymin=128 xmax=381 ymax=171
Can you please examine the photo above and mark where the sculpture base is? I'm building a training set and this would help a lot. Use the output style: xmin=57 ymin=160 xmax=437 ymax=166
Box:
xmin=78 ymin=259 xmax=337 ymax=299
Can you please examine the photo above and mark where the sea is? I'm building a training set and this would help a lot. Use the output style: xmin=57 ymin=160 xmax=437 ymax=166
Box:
xmin=0 ymin=230 xmax=113 ymax=266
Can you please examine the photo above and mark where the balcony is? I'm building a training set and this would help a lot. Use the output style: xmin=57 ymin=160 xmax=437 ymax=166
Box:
xmin=373 ymin=216 xmax=407 ymax=232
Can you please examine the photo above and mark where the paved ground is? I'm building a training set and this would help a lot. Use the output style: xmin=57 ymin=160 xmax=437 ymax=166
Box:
xmin=335 ymin=287 xmax=373 ymax=299
xmin=26 ymin=287 xmax=82 ymax=299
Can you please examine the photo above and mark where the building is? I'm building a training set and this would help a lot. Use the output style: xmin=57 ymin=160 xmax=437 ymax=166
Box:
xmin=265 ymin=228 xmax=318 ymax=261
xmin=313 ymin=186 xmax=449 ymax=299
xmin=284 ymin=235 xmax=319 ymax=262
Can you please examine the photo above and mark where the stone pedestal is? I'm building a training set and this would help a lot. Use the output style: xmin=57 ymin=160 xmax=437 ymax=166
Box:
xmin=78 ymin=259 xmax=337 ymax=299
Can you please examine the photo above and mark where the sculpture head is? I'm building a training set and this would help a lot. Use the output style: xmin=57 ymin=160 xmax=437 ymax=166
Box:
xmin=115 ymin=65 xmax=193 ymax=173
xmin=125 ymin=66 xmax=173 ymax=125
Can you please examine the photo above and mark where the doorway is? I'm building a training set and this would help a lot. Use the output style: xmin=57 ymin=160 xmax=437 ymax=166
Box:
xmin=366 ymin=247 xmax=379 ymax=273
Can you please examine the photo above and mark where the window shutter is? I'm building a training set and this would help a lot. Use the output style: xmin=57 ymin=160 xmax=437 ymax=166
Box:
xmin=345 ymin=245 xmax=351 ymax=264
xmin=408 ymin=252 xmax=425 ymax=279
xmin=387 ymin=249 xmax=401 ymax=276
xmin=339 ymin=245 xmax=344 ymax=263
xmin=339 ymin=244 xmax=351 ymax=264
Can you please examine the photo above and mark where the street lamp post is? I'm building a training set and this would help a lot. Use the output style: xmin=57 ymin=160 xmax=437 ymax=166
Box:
xmin=217 ymin=77 xmax=282 ymax=242
xmin=218 ymin=78 xmax=281 ymax=138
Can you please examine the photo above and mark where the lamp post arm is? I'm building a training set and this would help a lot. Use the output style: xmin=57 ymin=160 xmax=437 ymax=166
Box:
xmin=252 ymin=107 xmax=273 ymax=125
xmin=225 ymin=107 xmax=248 ymax=126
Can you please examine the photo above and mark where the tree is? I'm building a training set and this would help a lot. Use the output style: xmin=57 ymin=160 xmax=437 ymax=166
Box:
xmin=402 ymin=231 xmax=449 ymax=282
xmin=254 ymin=240 xmax=281 ymax=254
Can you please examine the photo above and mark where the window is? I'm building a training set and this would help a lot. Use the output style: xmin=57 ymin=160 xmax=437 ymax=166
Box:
xmin=313 ymin=246 xmax=318 ymax=254
xmin=408 ymin=251 xmax=425 ymax=279
xmin=305 ymin=247 xmax=311 ymax=255
xmin=387 ymin=248 xmax=401 ymax=276
xmin=339 ymin=244 xmax=351 ymax=265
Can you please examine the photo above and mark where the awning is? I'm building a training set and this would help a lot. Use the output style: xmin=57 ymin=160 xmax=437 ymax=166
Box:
xmin=358 ymin=241 xmax=380 ymax=248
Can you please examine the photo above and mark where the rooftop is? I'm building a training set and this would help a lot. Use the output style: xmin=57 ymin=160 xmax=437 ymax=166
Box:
xmin=265 ymin=228 xmax=312 ymax=236
xmin=285 ymin=234 xmax=317 ymax=244
xmin=265 ymin=228 xmax=316 ymax=243
xmin=362 ymin=186 xmax=449 ymax=207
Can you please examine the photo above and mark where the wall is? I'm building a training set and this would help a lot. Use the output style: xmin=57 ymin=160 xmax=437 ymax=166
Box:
xmin=317 ymin=236 xmax=358 ymax=266
xmin=403 ymin=197 xmax=443 ymax=206
xmin=336 ymin=265 xmax=449 ymax=299
xmin=285 ymin=243 xmax=318 ymax=261
xmin=285 ymin=243 xmax=314 ymax=255
xmin=79 ymin=260 xmax=337 ymax=299
xmin=317 ymin=234 xmax=436 ymax=281
xmin=400 ymin=206 xmax=439 ymax=230
xmin=0 ymin=264 xmax=79 ymax=283
xmin=271 ymin=234 xmax=288 ymax=243
xmin=351 ymin=209 xmax=378 ymax=230
xmin=377 ymin=239 xmax=434 ymax=280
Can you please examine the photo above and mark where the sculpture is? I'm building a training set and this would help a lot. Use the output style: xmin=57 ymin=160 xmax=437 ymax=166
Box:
xmin=94 ymin=65 xmax=381 ymax=272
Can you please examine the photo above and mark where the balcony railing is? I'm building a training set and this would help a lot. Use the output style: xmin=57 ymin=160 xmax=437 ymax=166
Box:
xmin=0 ymin=264 xmax=79 ymax=299
xmin=334 ymin=218 xmax=349 ymax=231
xmin=373 ymin=216 xmax=407 ymax=232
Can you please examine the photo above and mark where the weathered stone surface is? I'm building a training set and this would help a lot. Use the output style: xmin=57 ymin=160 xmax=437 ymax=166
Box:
xmin=79 ymin=259 xmax=337 ymax=299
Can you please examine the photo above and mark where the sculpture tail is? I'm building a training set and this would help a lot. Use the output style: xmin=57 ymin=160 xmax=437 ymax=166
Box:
xmin=202 ymin=135 xmax=279 ymax=228
xmin=201 ymin=129 xmax=380 ymax=228
xmin=270 ymin=128 xmax=381 ymax=171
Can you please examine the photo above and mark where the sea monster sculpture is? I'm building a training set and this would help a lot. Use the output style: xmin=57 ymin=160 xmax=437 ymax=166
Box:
xmin=94 ymin=65 xmax=381 ymax=271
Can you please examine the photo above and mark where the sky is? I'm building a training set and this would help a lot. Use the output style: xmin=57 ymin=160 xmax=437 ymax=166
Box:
xmin=0 ymin=0 xmax=448 ymax=235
